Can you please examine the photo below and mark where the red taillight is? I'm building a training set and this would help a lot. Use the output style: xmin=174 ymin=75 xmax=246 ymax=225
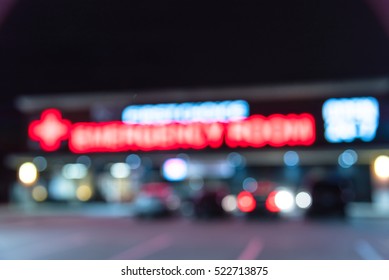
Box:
xmin=265 ymin=191 xmax=280 ymax=213
xmin=237 ymin=191 xmax=256 ymax=213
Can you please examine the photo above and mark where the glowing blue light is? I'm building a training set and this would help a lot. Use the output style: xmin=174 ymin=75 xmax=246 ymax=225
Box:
xmin=122 ymin=100 xmax=249 ymax=124
xmin=76 ymin=155 xmax=91 ymax=168
xmin=283 ymin=151 xmax=299 ymax=167
xmin=125 ymin=154 xmax=141 ymax=169
xmin=227 ymin=152 xmax=245 ymax=168
xmin=322 ymin=97 xmax=379 ymax=143
xmin=33 ymin=156 xmax=47 ymax=172
xmin=162 ymin=158 xmax=188 ymax=181
xmin=243 ymin=177 xmax=258 ymax=192
xmin=338 ymin=149 xmax=358 ymax=168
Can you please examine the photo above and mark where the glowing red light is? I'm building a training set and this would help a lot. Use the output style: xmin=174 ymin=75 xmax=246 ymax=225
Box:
xmin=28 ymin=109 xmax=71 ymax=151
xmin=265 ymin=191 xmax=280 ymax=213
xmin=226 ymin=113 xmax=315 ymax=148
xmin=68 ymin=122 xmax=225 ymax=153
xmin=237 ymin=191 xmax=256 ymax=213
xmin=28 ymin=109 xmax=316 ymax=153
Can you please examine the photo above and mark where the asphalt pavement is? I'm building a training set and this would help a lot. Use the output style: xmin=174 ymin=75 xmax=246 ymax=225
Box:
xmin=1 ymin=203 xmax=389 ymax=260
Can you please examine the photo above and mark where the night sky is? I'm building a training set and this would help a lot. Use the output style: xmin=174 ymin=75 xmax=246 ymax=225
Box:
xmin=0 ymin=0 xmax=389 ymax=200
xmin=0 ymin=0 xmax=388 ymax=96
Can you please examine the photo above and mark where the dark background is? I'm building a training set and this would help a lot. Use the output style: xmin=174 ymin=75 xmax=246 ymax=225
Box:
xmin=1 ymin=0 xmax=389 ymax=95
xmin=0 ymin=0 xmax=389 ymax=201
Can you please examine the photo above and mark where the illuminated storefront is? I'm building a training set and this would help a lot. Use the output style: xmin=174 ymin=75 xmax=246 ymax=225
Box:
xmin=28 ymin=108 xmax=315 ymax=153
xmin=9 ymin=80 xmax=389 ymax=211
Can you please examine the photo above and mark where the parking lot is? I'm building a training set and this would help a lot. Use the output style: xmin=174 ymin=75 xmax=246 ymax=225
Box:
xmin=1 ymin=204 xmax=388 ymax=260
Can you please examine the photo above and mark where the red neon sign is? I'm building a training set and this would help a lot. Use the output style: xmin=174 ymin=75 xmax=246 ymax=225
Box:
xmin=28 ymin=109 xmax=71 ymax=151
xmin=226 ymin=113 xmax=315 ymax=148
xmin=69 ymin=122 xmax=225 ymax=153
xmin=29 ymin=109 xmax=316 ymax=153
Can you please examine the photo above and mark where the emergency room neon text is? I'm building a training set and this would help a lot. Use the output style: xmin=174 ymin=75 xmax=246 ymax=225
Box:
xmin=29 ymin=109 xmax=316 ymax=153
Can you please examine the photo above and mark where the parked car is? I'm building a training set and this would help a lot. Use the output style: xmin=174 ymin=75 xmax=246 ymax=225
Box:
xmin=305 ymin=179 xmax=348 ymax=219
xmin=180 ymin=182 xmax=229 ymax=219
xmin=192 ymin=188 xmax=228 ymax=218
xmin=132 ymin=182 xmax=179 ymax=218
xmin=238 ymin=189 xmax=280 ymax=220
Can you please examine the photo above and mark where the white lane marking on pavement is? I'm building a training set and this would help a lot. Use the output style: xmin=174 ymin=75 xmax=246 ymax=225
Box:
xmin=238 ymin=237 xmax=263 ymax=260
xmin=355 ymin=239 xmax=383 ymax=260
xmin=111 ymin=234 xmax=172 ymax=259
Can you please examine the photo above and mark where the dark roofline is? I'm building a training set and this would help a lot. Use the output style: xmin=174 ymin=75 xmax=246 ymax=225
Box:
xmin=16 ymin=77 xmax=389 ymax=113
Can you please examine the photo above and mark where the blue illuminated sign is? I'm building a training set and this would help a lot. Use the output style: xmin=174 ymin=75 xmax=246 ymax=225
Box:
xmin=322 ymin=97 xmax=379 ymax=143
xmin=122 ymin=100 xmax=249 ymax=124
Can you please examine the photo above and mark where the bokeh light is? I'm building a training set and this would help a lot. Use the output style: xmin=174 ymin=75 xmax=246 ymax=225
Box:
xmin=283 ymin=151 xmax=299 ymax=167
xmin=374 ymin=155 xmax=389 ymax=179
xmin=221 ymin=195 xmax=237 ymax=212
xmin=33 ymin=156 xmax=47 ymax=172
xmin=338 ymin=149 xmax=358 ymax=168
xmin=32 ymin=185 xmax=48 ymax=202
xmin=62 ymin=163 xmax=88 ymax=179
xmin=295 ymin=191 xmax=312 ymax=209
xmin=18 ymin=162 xmax=38 ymax=186
xmin=76 ymin=185 xmax=93 ymax=201
xmin=125 ymin=154 xmax=141 ymax=169
xmin=242 ymin=177 xmax=258 ymax=193
xmin=274 ymin=190 xmax=295 ymax=212
xmin=237 ymin=191 xmax=256 ymax=213
xmin=162 ymin=158 xmax=188 ymax=181
xmin=110 ymin=163 xmax=131 ymax=179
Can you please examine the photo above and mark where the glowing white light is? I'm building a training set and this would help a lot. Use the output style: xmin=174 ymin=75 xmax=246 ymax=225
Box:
xmin=162 ymin=158 xmax=188 ymax=181
xmin=18 ymin=162 xmax=38 ymax=186
xmin=322 ymin=97 xmax=379 ymax=143
xmin=62 ymin=163 xmax=88 ymax=179
xmin=295 ymin=191 xmax=312 ymax=209
xmin=374 ymin=155 xmax=389 ymax=179
xmin=338 ymin=149 xmax=358 ymax=168
xmin=49 ymin=175 xmax=76 ymax=200
xmin=283 ymin=151 xmax=299 ymax=167
xmin=110 ymin=163 xmax=131 ymax=179
xmin=274 ymin=190 xmax=295 ymax=212
xmin=243 ymin=177 xmax=258 ymax=192
xmin=122 ymin=100 xmax=249 ymax=124
xmin=221 ymin=195 xmax=237 ymax=212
